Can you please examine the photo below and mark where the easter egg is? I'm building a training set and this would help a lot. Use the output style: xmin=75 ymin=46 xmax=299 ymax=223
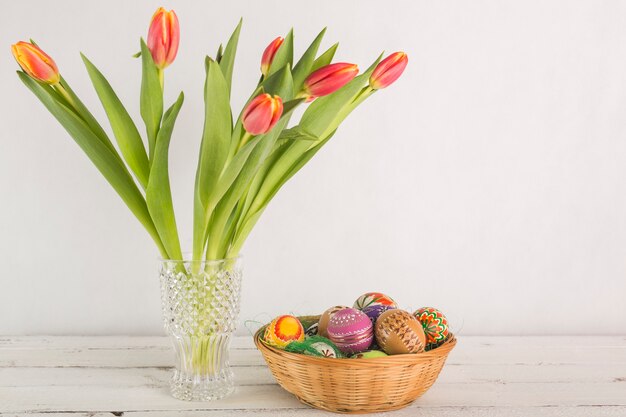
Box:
xmin=285 ymin=336 xmax=343 ymax=358
xmin=318 ymin=305 xmax=349 ymax=338
xmin=414 ymin=307 xmax=450 ymax=346
xmin=352 ymin=350 xmax=388 ymax=359
xmin=375 ymin=309 xmax=426 ymax=355
xmin=327 ymin=308 xmax=374 ymax=354
xmin=362 ymin=304 xmax=395 ymax=325
xmin=263 ymin=315 xmax=305 ymax=349
xmin=353 ymin=292 xmax=397 ymax=310
xmin=305 ymin=322 xmax=319 ymax=337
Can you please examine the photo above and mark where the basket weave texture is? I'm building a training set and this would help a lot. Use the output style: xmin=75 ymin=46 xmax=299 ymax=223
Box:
xmin=254 ymin=315 xmax=457 ymax=414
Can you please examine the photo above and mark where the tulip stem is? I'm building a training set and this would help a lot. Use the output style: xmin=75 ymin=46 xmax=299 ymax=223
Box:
xmin=157 ymin=69 xmax=164 ymax=91
xmin=53 ymin=83 xmax=75 ymax=108
xmin=237 ymin=132 xmax=253 ymax=153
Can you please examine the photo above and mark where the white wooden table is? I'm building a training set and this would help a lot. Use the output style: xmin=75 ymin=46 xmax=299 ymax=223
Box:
xmin=0 ymin=336 xmax=625 ymax=416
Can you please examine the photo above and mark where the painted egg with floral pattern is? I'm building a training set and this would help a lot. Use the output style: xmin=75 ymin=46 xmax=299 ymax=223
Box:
xmin=353 ymin=292 xmax=398 ymax=310
xmin=263 ymin=315 xmax=305 ymax=349
xmin=318 ymin=305 xmax=349 ymax=338
xmin=414 ymin=307 xmax=450 ymax=345
xmin=285 ymin=336 xmax=343 ymax=358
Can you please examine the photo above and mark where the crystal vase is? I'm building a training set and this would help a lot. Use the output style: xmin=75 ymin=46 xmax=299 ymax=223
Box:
xmin=159 ymin=257 xmax=243 ymax=401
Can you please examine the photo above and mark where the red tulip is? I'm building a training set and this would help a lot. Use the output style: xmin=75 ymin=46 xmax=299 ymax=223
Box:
xmin=369 ymin=52 xmax=408 ymax=90
xmin=261 ymin=37 xmax=283 ymax=76
xmin=303 ymin=63 xmax=359 ymax=97
xmin=242 ymin=94 xmax=283 ymax=135
xmin=147 ymin=7 xmax=179 ymax=69
xmin=11 ymin=41 xmax=60 ymax=84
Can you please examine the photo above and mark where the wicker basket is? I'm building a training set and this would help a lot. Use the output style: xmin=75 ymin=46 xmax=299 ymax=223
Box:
xmin=254 ymin=315 xmax=457 ymax=414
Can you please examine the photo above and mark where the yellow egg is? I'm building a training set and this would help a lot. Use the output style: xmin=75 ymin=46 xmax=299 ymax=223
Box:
xmin=264 ymin=315 xmax=305 ymax=348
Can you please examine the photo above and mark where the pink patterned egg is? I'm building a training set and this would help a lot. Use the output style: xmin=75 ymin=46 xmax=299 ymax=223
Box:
xmin=326 ymin=308 xmax=373 ymax=354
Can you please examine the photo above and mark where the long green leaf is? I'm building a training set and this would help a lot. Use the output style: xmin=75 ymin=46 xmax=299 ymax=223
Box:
xmin=146 ymin=92 xmax=184 ymax=260
xmin=310 ymin=43 xmax=339 ymax=73
xmin=192 ymin=59 xmax=232 ymax=260
xmin=18 ymin=72 xmax=167 ymax=257
xmin=219 ymin=18 xmax=243 ymax=95
xmin=58 ymin=77 xmax=119 ymax=158
xmin=139 ymin=38 xmax=163 ymax=161
xmin=82 ymin=54 xmax=150 ymax=189
xmin=292 ymin=28 xmax=326 ymax=89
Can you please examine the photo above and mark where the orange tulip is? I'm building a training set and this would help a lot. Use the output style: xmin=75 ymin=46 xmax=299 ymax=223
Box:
xmin=261 ymin=37 xmax=283 ymax=76
xmin=369 ymin=52 xmax=408 ymax=90
xmin=147 ymin=7 xmax=179 ymax=69
xmin=242 ymin=93 xmax=283 ymax=135
xmin=303 ymin=63 xmax=358 ymax=98
xmin=11 ymin=41 xmax=60 ymax=84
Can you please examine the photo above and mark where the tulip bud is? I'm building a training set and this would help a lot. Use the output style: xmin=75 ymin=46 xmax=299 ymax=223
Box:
xmin=242 ymin=93 xmax=283 ymax=135
xmin=261 ymin=37 xmax=283 ymax=76
xmin=11 ymin=41 xmax=60 ymax=84
xmin=303 ymin=63 xmax=359 ymax=98
xmin=147 ymin=7 xmax=180 ymax=69
xmin=369 ymin=52 xmax=408 ymax=90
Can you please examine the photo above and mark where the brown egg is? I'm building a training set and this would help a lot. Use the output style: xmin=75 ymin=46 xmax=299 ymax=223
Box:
xmin=318 ymin=305 xmax=349 ymax=338
xmin=375 ymin=309 xmax=426 ymax=355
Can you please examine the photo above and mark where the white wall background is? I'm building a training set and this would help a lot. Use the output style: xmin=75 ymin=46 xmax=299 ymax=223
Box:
xmin=1 ymin=0 xmax=625 ymax=336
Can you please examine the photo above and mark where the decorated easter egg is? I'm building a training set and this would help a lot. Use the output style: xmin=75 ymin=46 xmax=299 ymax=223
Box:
xmin=285 ymin=336 xmax=343 ymax=358
xmin=362 ymin=304 xmax=395 ymax=325
xmin=414 ymin=307 xmax=450 ymax=346
xmin=318 ymin=305 xmax=349 ymax=338
xmin=375 ymin=309 xmax=426 ymax=355
xmin=352 ymin=350 xmax=388 ymax=359
xmin=353 ymin=292 xmax=398 ymax=310
xmin=305 ymin=322 xmax=319 ymax=337
xmin=327 ymin=308 xmax=374 ymax=354
xmin=263 ymin=315 xmax=305 ymax=349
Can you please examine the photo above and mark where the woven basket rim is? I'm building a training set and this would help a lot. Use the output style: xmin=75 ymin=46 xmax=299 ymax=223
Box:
xmin=254 ymin=314 xmax=457 ymax=364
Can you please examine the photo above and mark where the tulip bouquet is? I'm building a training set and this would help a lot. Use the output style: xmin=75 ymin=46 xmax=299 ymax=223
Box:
xmin=12 ymin=8 xmax=407 ymax=264
xmin=13 ymin=7 xmax=408 ymax=400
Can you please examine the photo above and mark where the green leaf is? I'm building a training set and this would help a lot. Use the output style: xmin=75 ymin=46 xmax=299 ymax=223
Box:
xmin=58 ymin=77 xmax=120 ymax=159
xmin=216 ymin=44 xmax=224 ymax=63
xmin=292 ymin=28 xmax=326 ymax=89
xmin=18 ymin=71 xmax=167 ymax=257
xmin=192 ymin=59 xmax=233 ymax=260
xmin=278 ymin=126 xmax=318 ymax=142
xmin=139 ymin=38 xmax=163 ymax=162
xmin=146 ymin=92 xmax=184 ymax=260
xmin=310 ymin=43 xmax=338 ymax=73
xmin=267 ymin=29 xmax=294 ymax=77
xmin=219 ymin=18 xmax=243 ymax=95
xmin=82 ymin=54 xmax=150 ymax=189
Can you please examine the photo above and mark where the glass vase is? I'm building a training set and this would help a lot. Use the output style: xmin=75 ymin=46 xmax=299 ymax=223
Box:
xmin=159 ymin=257 xmax=243 ymax=401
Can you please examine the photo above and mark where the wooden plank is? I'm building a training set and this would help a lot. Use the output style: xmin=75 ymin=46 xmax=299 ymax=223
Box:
xmin=2 ymin=381 xmax=625 ymax=412
xmin=0 ymin=362 xmax=624 ymax=387
xmin=2 ymin=335 xmax=625 ymax=349
xmin=1 ymin=336 xmax=625 ymax=368
xmin=4 ymin=407 xmax=626 ymax=417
